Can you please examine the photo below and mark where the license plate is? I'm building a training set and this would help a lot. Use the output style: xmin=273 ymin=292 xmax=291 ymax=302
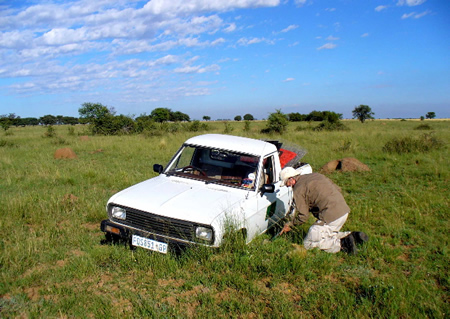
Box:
xmin=132 ymin=235 xmax=168 ymax=254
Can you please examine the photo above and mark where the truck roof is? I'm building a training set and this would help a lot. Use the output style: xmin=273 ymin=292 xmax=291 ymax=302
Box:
xmin=184 ymin=134 xmax=278 ymax=156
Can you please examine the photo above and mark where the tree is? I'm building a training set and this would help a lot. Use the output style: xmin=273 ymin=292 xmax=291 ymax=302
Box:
xmin=0 ymin=115 xmax=11 ymax=131
xmin=243 ymin=114 xmax=254 ymax=121
xmin=203 ymin=116 xmax=211 ymax=121
xmin=17 ymin=117 xmax=39 ymax=126
xmin=263 ymin=109 xmax=289 ymax=134
xmin=425 ymin=112 xmax=436 ymax=119
xmin=61 ymin=116 xmax=79 ymax=125
xmin=322 ymin=111 xmax=342 ymax=124
xmin=352 ymin=105 xmax=374 ymax=123
xmin=170 ymin=111 xmax=190 ymax=122
xmin=39 ymin=114 xmax=57 ymax=126
xmin=78 ymin=102 xmax=112 ymax=122
xmin=234 ymin=115 xmax=242 ymax=121
xmin=305 ymin=110 xmax=325 ymax=122
xmin=288 ymin=112 xmax=306 ymax=122
xmin=150 ymin=108 xmax=171 ymax=123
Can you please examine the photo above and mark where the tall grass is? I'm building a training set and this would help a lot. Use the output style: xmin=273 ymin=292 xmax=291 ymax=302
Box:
xmin=0 ymin=120 xmax=448 ymax=318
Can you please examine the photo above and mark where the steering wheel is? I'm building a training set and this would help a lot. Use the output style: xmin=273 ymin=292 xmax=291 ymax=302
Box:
xmin=182 ymin=166 xmax=207 ymax=176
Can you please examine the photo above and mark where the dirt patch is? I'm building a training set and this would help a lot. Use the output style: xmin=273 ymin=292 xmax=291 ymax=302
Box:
xmin=54 ymin=148 xmax=77 ymax=159
xmin=320 ymin=157 xmax=370 ymax=174
xmin=80 ymin=136 xmax=89 ymax=141
xmin=158 ymin=278 xmax=185 ymax=288
xmin=63 ymin=193 xmax=78 ymax=203
xmin=25 ymin=287 xmax=41 ymax=301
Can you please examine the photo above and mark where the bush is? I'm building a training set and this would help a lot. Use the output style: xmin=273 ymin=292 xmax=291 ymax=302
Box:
xmin=92 ymin=115 xmax=136 ymax=135
xmin=262 ymin=109 xmax=288 ymax=134
xmin=243 ymin=120 xmax=251 ymax=132
xmin=187 ymin=120 xmax=209 ymax=132
xmin=68 ymin=126 xmax=75 ymax=136
xmin=312 ymin=121 xmax=349 ymax=132
xmin=136 ymin=117 xmax=157 ymax=133
xmin=382 ymin=133 xmax=444 ymax=154
xmin=414 ymin=124 xmax=432 ymax=130
xmin=43 ymin=125 xmax=56 ymax=138
xmin=161 ymin=122 xmax=180 ymax=133
xmin=223 ymin=122 xmax=233 ymax=134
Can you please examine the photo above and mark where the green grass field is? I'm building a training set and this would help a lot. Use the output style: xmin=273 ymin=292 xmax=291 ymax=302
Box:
xmin=1 ymin=120 xmax=448 ymax=318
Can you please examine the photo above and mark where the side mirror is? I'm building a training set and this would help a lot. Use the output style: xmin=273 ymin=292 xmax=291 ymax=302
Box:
xmin=260 ymin=184 xmax=275 ymax=195
xmin=153 ymin=164 xmax=163 ymax=174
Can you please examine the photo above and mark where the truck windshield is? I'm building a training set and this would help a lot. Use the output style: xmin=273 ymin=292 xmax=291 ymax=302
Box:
xmin=166 ymin=145 xmax=260 ymax=190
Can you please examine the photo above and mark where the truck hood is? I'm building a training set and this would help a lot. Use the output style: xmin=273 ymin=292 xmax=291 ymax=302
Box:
xmin=107 ymin=175 xmax=247 ymax=225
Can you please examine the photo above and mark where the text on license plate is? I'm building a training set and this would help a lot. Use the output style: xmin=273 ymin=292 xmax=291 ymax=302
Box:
xmin=132 ymin=235 xmax=168 ymax=254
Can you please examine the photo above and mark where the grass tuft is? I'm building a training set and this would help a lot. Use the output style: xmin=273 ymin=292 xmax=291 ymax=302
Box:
xmin=382 ymin=133 xmax=444 ymax=154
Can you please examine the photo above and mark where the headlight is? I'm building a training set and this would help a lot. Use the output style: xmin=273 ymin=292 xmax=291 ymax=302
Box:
xmin=111 ymin=206 xmax=126 ymax=220
xmin=195 ymin=226 xmax=213 ymax=242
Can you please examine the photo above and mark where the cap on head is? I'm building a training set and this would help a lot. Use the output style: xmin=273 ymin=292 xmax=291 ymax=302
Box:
xmin=280 ymin=167 xmax=300 ymax=186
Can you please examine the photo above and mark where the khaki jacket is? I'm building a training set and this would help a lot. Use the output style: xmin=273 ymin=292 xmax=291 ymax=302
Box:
xmin=290 ymin=173 xmax=350 ymax=225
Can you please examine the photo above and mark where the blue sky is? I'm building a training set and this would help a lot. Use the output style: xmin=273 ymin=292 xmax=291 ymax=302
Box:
xmin=0 ymin=0 xmax=448 ymax=120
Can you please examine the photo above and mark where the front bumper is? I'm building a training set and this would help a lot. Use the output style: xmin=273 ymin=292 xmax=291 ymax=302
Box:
xmin=100 ymin=219 xmax=192 ymax=249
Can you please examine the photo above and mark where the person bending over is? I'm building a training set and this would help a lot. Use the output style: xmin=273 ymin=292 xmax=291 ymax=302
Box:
xmin=279 ymin=167 xmax=368 ymax=255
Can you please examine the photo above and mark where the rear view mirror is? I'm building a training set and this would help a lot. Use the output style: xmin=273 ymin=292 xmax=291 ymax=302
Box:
xmin=153 ymin=164 xmax=163 ymax=174
xmin=260 ymin=184 xmax=275 ymax=195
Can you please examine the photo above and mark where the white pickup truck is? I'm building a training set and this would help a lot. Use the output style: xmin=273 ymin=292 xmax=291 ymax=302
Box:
xmin=100 ymin=134 xmax=311 ymax=253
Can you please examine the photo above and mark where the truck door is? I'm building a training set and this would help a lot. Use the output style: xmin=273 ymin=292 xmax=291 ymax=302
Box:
xmin=254 ymin=155 xmax=291 ymax=235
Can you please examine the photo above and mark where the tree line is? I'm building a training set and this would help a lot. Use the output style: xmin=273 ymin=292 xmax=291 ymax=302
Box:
xmin=1 ymin=102 xmax=437 ymax=135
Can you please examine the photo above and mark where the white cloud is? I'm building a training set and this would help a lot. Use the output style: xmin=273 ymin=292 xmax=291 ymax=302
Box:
xmin=325 ymin=8 xmax=336 ymax=12
xmin=280 ymin=24 xmax=299 ymax=33
xmin=211 ymin=38 xmax=226 ymax=46
xmin=361 ymin=33 xmax=369 ymax=37
xmin=413 ymin=10 xmax=431 ymax=18
xmin=326 ymin=35 xmax=339 ymax=41
xmin=375 ymin=5 xmax=389 ymax=12
xmin=224 ymin=23 xmax=237 ymax=33
xmin=143 ymin=0 xmax=280 ymax=16
xmin=237 ymin=37 xmax=273 ymax=45
xmin=168 ymin=15 xmax=224 ymax=36
xmin=283 ymin=78 xmax=295 ymax=82
xmin=397 ymin=0 xmax=426 ymax=6
xmin=174 ymin=64 xmax=220 ymax=74
xmin=294 ymin=0 xmax=307 ymax=7
xmin=401 ymin=12 xmax=415 ymax=19
xmin=317 ymin=43 xmax=337 ymax=50
xmin=401 ymin=10 xmax=431 ymax=19
xmin=0 ymin=30 xmax=34 ymax=49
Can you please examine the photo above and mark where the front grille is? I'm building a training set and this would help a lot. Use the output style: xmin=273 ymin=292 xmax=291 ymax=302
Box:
xmin=109 ymin=204 xmax=211 ymax=243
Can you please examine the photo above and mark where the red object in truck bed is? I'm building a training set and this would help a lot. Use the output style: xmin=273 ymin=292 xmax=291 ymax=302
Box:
xmin=279 ymin=148 xmax=297 ymax=168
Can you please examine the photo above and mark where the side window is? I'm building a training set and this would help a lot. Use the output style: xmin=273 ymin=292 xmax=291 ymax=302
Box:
xmin=261 ymin=156 xmax=275 ymax=184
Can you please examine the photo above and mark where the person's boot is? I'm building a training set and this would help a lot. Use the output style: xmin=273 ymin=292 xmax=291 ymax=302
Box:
xmin=351 ymin=232 xmax=369 ymax=245
xmin=340 ymin=234 xmax=357 ymax=255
